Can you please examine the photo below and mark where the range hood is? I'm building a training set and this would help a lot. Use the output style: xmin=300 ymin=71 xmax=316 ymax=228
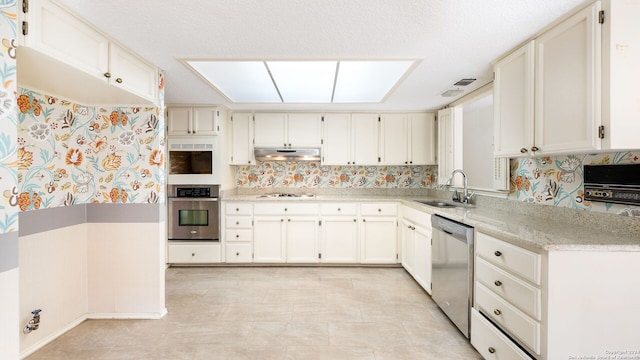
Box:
xmin=254 ymin=148 xmax=321 ymax=162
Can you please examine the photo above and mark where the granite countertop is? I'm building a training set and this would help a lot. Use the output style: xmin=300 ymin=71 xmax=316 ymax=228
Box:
xmin=222 ymin=192 xmax=640 ymax=252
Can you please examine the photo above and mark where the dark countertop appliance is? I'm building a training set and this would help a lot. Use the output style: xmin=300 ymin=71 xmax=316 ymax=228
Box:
xmin=584 ymin=164 xmax=640 ymax=206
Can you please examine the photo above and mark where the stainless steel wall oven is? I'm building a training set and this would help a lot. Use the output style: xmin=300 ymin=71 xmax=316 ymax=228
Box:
xmin=168 ymin=184 xmax=220 ymax=241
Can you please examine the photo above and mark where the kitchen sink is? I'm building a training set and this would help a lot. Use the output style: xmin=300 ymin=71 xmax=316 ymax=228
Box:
xmin=414 ymin=200 xmax=459 ymax=208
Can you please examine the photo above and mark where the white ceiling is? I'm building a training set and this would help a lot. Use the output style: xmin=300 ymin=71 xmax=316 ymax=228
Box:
xmin=57 ymin=0 xmax=587 ymax=111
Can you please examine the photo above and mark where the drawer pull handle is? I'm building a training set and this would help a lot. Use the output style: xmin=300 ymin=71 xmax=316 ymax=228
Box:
xmin=494 ymin=309 xmax=502 ymax=316
xmin=494 ymin=251 xmax=502 ymax=257
xmin=488 ymin=347 xmax=496 ymax=354
xmin=494 ymin=280 xmax=502 ymax=287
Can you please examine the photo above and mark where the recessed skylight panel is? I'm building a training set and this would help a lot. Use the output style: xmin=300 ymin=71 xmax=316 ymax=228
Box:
xmin=333 ymin=60 xmax=414 ymax=103
xmin=187 ymin=61 xmax=281 ymax=102
xmin=267 ymin=61 xmax=337 ymax=103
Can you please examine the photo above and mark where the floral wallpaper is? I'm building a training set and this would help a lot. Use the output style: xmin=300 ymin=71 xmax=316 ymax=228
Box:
xmin=509 ymin=151 xmax=640 ymax=216
xmin=236 ymin=162 xmax=437 ymax=188
xmin=0 ymin=2 xmax=18 ymax=233
xmin=14 ymin=88 xmax=165 ymax=211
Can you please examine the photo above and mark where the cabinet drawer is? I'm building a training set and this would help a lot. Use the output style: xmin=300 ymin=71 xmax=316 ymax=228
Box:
xmin=321 ymin=203 xmax=358 ymax=215
xmin=476 ymin=258 xmax=541 ymax=320
xmin=476 ymin=232 xmax=541 ymax=285
xmin=226 ymin=229 xmax=252 ymax=242
xmin=225 ymin=243 xmax=252 ymax=263
xmin=225 ymin=203 xmax=252 ymax=215
xmin=168 ymin=244 xmax=220 ymax=263
xmin=226 ymin=217 xmax=252 ymax=229
xmin=254 ymin=202 xmax=319 ymax=215
xmin=471 ymin=308 xmax=533 ymax=360
xmin=360 ymin=203 xmax=398 ymax=216
xmin=402 ymin=205 xmax=431 ymax=225
xmin=475 ymin=283 xmax=540 ymax=354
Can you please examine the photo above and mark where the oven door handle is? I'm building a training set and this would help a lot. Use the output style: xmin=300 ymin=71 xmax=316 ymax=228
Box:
xmin=168 ymin=197 xmax=219 ymax=202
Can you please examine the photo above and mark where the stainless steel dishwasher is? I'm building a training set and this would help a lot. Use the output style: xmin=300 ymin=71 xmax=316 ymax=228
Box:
xmin=431 ymin=214 xmax=474 ymax=338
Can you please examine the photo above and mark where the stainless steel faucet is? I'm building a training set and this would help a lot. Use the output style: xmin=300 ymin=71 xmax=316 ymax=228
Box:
xmin=446 ymin=169 xmax=474 ymax=204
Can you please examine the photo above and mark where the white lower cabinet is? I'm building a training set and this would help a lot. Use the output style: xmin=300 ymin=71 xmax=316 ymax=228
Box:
xmin=471 ymin=308 xmax=533 ymax=360
xmin=400 ymin=205 xmax=432 ymax=294
xmin=286 ymin=216 xmax=320 ymax=263
xmin=253 ymin=216 xmax=287 ymax=263
xmin=320 ymin=203 xmax=359 ymax=263
xmin=167 ymin=243 xmax=221 ymax=264
xmin=360 ymin=203 xmax=398 ymax=264
xmin=223 ymin=202 xmax=253 ymax=263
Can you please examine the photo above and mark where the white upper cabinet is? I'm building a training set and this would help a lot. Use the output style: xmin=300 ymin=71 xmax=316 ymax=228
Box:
xmin=534 ymin=2 xmax=601 ymax=155
xmin=18 ymin=0 xmax=158 ymax=105
xmin=494 ymin=41 xmax=535 ymax=157
xmin=380 ymin=113 xmax=436 ymax=165
xmin=601 ymin=0 xmax=640 ymax=150
xmin=492 ymin=1 xmax=640 ymax=157
xmin=322 ymin=113 xmax=379 ymax=166
xmin=254 ymin=113 xmax=322 ymax=148
xmin=322 ymin=113 xmax=352 ymax=165
xmin=168 ymin=107 xmax=220 ymax=136
xmin=229 ymin=112 xmax=254 ymax=165
xmin=437 ymin=107 xmax=463 ymax=186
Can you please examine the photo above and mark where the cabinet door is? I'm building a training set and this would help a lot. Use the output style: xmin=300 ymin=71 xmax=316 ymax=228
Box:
xmin=192 ymin=107 xmax=220 ymax=136
xmin=437 ymin=107 xmax=463 ymax=186
xmin=167 ymin=108 xmax=192 ymax=136
xmin=109 ymin=43 xmax=158 ymax=103
xmin=253 ymin=217 xmax=286 ymax=262
xmin=494 ymin=41 xmax=535 ymax=157
xmin=401 ymin=219 xmax=415 ymax=273
xmin=286 ymin=217 xmax=319 ymax=263
xmin=25 ymin=0 xmax=109 ymax=80
xmin=352 ymin=113 xmax=380 ymax=165
xmin=413 ymin=224 xmax=432 ymax=294
xmin=230 ymin=113 xmax=254 ymax=165
xmin=254 ymin=113 xmax=287 ymax=147
xmin=322 ymin=113 xmax=352 ymax=165
xmin=360 ymin=217 xmax=397 ymax=264
xmin=409 ymin=113 xmax=436 ymax=165
xmin=379 ymin=114 xmax=408 ymax=165
xmin=320 ymin=217 xmax=358 ymax=263
xmin=534 ymin=2 xmax=602 ymax=154
xmin=288 ymin=113 xmax=322 ymax=147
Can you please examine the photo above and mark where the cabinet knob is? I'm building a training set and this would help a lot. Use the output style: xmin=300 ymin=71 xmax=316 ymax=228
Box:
xmin=281 ymin=219 xmax=284 ymax=222
xmin=236 ymin=235 xmax=239 ymax=238
xmin=288 ymin=219 xmax=291 ymax=222
xmin=363 ymin=219 xmax=366 ymax=222
xmin=236 ymin=252 xmax=240 ymax=256
xmin=494 ymin=251 xmax=502 ymax=257
xmin=353 ymin=219 xmax=356 ymax=222
xmin=236 ymin=221 xmax=240 ymax=225
xmin=493 ymin=309 xmax=502 ymax=316
xmin=378 ymin=208 xmax=382 ymax=212
xmin=531 ymin=146 xmax=540 ymax=152
xmin=520 ymin=147 xmax=528 ymax=154
xmin=236 ymin=208 xmax=240 ymax=212
xmin=494 ymin=280 xmax=502 ymax=287
xmin=409 ymin=161 xmax=413 ymax=164
xmin=103 ymin=72 xmax=111 ymax=78
xmin=288 ymin=143 xmax=291 ymax=147
xmin=115 ymin=77 xmax=123 ymax=84
xmin=408 ymin=225 xmax=412 ymax=229
xmin=337 ymin=208 xmax=341 ymax=211
xmin=405 ymin=161 xmax=408 ymax=164
xmin=347 ymin=162 xmax=351 ymax=165
xmin=488 ymin=347 xmax=496 ymax=354
xmin=412 ymin=226 xmax=416 ymax=230
xmin=284 ymin=208 xmax=288 ymax=211
xmin=191 ymin=253 xmax=195 ymax=257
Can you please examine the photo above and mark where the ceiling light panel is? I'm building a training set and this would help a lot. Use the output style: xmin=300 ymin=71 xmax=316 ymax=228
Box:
xmin=333 ymin=60 xmax=414 ymax=103
xmin=186 ymin=61 xmax=281 ymax=102
xmin=267 ymin=61 xmax=337 ymax=102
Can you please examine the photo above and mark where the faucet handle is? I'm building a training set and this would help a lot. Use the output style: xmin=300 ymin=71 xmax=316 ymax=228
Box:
xmin=464 ymin=191 xmax=475 ymax=204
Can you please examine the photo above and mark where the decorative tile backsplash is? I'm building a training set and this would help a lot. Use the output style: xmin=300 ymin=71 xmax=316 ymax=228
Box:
xmin=509 ymin=151 xmax=640 ymax=216
xmin=0 ymin=2 xmax=18 ymax=233
xmin=14 ymin=89 xmax=165 ymax=211
xmin=236 ymin=162 xmax=437 ymax=189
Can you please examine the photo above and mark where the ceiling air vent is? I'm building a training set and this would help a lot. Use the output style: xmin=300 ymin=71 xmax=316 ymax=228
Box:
xmin=453 ymin=78 xmax=476 ymax=86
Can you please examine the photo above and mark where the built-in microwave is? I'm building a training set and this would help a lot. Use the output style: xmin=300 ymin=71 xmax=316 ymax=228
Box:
xmin=167 ymin=138 xmax=215 ymax=184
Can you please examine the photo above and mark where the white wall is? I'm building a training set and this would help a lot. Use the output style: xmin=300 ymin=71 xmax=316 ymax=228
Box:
xmin=87 ymin=222 xmax=166 ymax=317
xmin=0 ymin=268 xmax=19 ymax=360
xmin=19 ymin=224 xmax=89 ymax=356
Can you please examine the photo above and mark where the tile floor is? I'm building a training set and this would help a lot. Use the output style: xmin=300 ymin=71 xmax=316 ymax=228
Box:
xmin=26 ymin=266 xmax=483 ymax=360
